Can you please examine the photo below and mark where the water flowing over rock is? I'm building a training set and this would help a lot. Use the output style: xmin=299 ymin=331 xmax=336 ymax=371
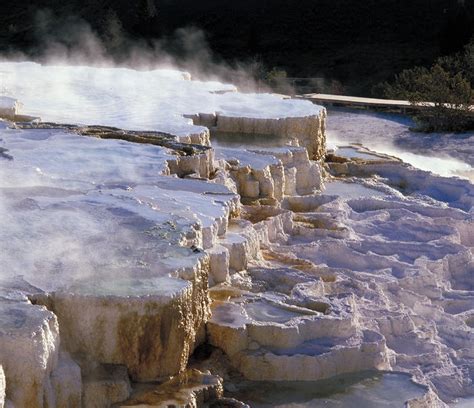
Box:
xmin=0 ymin=63 xmax=472 ymax=407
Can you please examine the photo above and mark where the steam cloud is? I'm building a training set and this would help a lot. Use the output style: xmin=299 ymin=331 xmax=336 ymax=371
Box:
xmin=2 ymin=8 xmax=270 ymax=92
xmin=0 ymin=8 xmax=288 ymax=289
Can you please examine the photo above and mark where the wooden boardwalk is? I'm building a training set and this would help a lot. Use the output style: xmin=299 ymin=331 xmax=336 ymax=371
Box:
xmin=295 ymin=93 xmax=425 ymax=113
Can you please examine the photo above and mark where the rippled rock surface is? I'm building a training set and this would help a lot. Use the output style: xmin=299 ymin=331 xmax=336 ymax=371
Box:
xmin=0 ymin=62 xmax=472 ymax=408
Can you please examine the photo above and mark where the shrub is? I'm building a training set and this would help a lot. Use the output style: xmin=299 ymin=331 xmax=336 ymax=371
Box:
xmin=265 ymin=67 xmax=293 ymax=94
xmin=382 ymin=52 xmax=474 ymax=132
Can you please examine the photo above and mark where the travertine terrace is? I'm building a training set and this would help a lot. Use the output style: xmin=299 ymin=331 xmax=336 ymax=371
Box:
xmin=0 ymin=63 xmax=473 ymax=407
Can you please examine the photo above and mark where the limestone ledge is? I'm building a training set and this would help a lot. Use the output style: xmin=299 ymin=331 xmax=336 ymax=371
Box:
xmin=118 ymin=369 xmax=223 ymax=407
xmin=13 ymin=122 xmax=215 ymax=180
xmin=189 ymin=109 xmax=327 ymax=161
xmin=32 ymin=262 xmax=210 ymax=382
xmin=215 ymin=146 xmax=323 ymax=204
xmin=326 ymin=157 xmax=474 ymax=212
xmin=236 ymin=329 xmax=391 ymax=382
xmin=206 ymin=287 xmax=391 ymax=382
xmin=0 ymin=301 xmax=60 ymax=407
xmin=203 ymin=147 xmax=473 ymax=405
xmin=0 ymin=97 xmax=18 ymax=120
xmin=0 ymin=120 xmax=237 ymax=406
xmin=2 ymin=95 xmax=471 ymax=407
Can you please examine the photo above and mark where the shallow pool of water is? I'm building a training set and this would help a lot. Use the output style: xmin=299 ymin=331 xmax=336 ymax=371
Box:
xmin=454 ymin=396 xmax=474 ymax=407
xmin=211 ymin=131 xmax=289 ymax=148
xmin=228 ymin=371 xmax=426 ymax=407
xmin=68 ymin=276 xmax=189 ymax=297
xmin=335 ymin=146 xmax=387 ymax=161
xmin=244 ymin=300 xmax=306 ymax=323
xmin=323 ymin=181 xmax=386 ymax=199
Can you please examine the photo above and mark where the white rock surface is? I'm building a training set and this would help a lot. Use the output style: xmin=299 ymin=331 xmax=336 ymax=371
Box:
xmin=204 ymin=127 xmax=471 ymax=405
xmin=0 ymin=62 xmax=324 ymax=140
xmin=0 ymin=126 xmax=238 ymax=289
xmin=0 ymin=301 xmax=59 ymax=408
xmin=208 ymin=245 xmax=231 ymax=285
xmin=207 ymin=288 xmax=390 ymax=382
xmin=1 ymin=62 xmax=473 ymax=407
xmin=0 ymin=97 xmax=18 ymax=119
xmin=40 ymin=274 xmax=208 ymax=381
xmin=0 ymin=365 xmax=5 ymax=408
xmin=236 ymin=329 xmax=390 ymax=382
xmin=213 ymin=111 xmax=326 ymax=159
xmin=215 ymin=145 xmax=323 ymax=203
xmin=326 ymin=107 xmax=474 ymax=179
xmin=0 ymin=123 xmax=236 ymax=388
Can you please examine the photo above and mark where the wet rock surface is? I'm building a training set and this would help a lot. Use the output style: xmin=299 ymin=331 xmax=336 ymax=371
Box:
xmin=118 ymin=369 xmax=223 ymax=407
xmin=0 ymin=118 xmax=237 ymax=406
xmin=226 ymin=371 xmax=429 ymax=408
xmin=0 ymin=64 xmax=473 ymax=407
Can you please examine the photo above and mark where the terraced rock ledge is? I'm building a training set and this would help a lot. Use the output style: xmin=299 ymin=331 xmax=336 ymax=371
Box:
xmin=0 ymin=63 xmax=473 ymax=408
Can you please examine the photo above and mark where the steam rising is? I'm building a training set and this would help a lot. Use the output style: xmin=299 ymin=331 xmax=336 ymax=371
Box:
xmin=0 ymin=62 xmax=318 ymax=137
xmin=2 ymin=9 xmax=268 ymax=92
xmin=0 ymin=124 xmax=238 ymax=293
xmin=0 ymin=12 xmax=318 ymax=290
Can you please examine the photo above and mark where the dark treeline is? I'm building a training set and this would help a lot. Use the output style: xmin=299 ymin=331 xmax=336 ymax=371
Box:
xmin=1 ymin=0 xmax=473 ymax=96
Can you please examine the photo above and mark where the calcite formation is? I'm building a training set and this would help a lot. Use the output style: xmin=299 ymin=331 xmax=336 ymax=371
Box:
xmin=35 ymin=275 xmax=208 ymax=381
xmin=119 ymin=369 xmax=223 ymax=407
xmin=0 ymin=63 xmax=472 ymax=407
xmin=208 ymin=292 xmax=390 ymax=382
xmin=0 ymin=365 xmax=5 ymax=408
xmin=0 ymin=301 xmax=59 ymax=407
xmin=191 ymin=111 xmax=327 ymax=160
xmin=0 ymin=97 xmax=17 ymax=120
xmin=81 ymin=364 xmax=131 ymax=408
xmin=0 ymin=121 xmax=236 ymax=406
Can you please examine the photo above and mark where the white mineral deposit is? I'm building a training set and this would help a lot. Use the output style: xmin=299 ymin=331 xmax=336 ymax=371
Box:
xmin=0 ymin=63 xmax=472 ymax=408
